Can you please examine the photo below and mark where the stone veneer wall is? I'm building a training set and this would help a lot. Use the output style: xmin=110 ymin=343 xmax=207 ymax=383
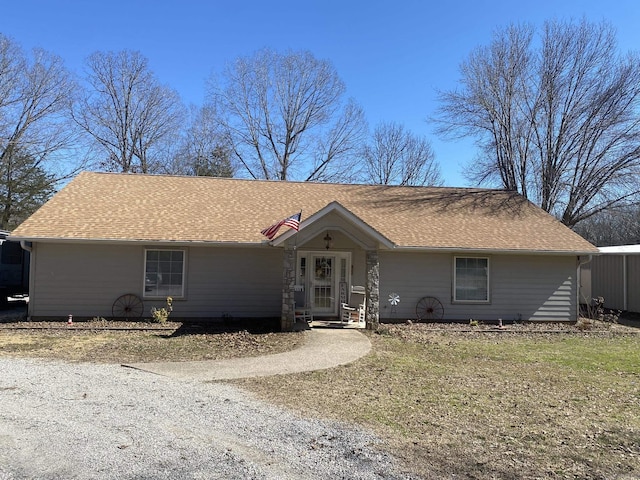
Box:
xmin=366 ymin=250 xmax=380 ymax=330
xmin=281 ymin=247 xmax=296 ymax=331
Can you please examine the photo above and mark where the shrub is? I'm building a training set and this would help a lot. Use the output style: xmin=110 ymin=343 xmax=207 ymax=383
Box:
xmin=151 ymin=297 xmax=173 ymax=324
xmin=588 ymin=296 xmax=621 ymax=323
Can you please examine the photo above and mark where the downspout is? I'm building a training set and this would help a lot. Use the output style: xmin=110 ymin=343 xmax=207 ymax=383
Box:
xmin=577 ymin=255 xmax=593 ymax=320
xmin=20 ymin=240 xmax=32 ymax=252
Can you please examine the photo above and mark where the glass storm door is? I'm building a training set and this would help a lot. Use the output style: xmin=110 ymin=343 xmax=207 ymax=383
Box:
xmin=298 ymin=252 xmax=350 ymax=317
xmin=312 ymin=255 xmax=335 ymax=314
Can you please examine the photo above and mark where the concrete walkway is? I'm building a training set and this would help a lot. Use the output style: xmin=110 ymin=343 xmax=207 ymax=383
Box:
xmin=124 ymin=328 xmax=371 ymax=382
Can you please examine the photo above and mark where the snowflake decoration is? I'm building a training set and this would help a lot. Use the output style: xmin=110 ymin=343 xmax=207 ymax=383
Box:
xmin=388 ymin=293 xmax=400 ymax=306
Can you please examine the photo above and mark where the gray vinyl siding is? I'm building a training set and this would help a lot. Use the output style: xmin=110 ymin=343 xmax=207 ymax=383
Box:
xmin=29 ymin=242 xmax=282 ymax=320
xmin=183 ymin=247 xmax=282 ymax=318
xmin=29 ymin=241 xmax=579 ymax=322
xmin=579 ymin=260 xmax=592 ymax=305
xmin=377 ymin=252 xmax=450 ymax=321
xmin=491 ymin=257 xmax=575 ymax=321
xmin=30 ymin=243 xmax=142 ymax=318
xmin=379 ymin=251 xmax=577 ymax=322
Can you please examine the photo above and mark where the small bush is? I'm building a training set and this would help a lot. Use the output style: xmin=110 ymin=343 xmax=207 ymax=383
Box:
xmin=375 ymin=325 xmax=391 ymax=336
xmin=588 ymin=296 xmax=621 ymax=323
xmin=151 ymin=297 xmax=173 ymax=324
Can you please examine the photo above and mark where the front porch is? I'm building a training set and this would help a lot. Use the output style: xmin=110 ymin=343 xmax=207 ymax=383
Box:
xmin=284 ymin=248 xmax=377 ymax=331
xmin=272 ymin=203 xmax=390 ymax=332
xmin=309 ymin=319 xmax=365 ymax=329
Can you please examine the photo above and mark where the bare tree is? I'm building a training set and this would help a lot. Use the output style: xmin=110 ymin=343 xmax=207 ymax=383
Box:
xmin=75 ymin=50 xmax=185 ymax=173
xmin=0 ymin=34 xmax=80 ymax=228
xmin=436 ymin=20 xmax=640 ymax=227
xmin=573 ymin=206 xmax=640 ymax=246
xmin=169 ymin=105 xmax=234 ymax=177
xmin=209 ymin=49 xmax=366 ymax=181
xmin=361 ymin=122 xmax=442 ymax=186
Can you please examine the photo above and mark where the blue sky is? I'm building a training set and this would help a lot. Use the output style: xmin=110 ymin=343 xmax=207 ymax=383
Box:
xmin=2 ymin=0 xmax=639 ymax=186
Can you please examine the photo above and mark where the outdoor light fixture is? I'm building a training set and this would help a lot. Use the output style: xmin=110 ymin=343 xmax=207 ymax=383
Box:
xmin=324 ymin=232 xmax=333 ymax=250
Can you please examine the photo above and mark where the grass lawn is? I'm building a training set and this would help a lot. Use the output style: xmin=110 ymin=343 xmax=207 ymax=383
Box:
xmin=1 ymin=321 xmax=638 ymax=478
xmin=234 ymin=325 xmax=640 ymax=479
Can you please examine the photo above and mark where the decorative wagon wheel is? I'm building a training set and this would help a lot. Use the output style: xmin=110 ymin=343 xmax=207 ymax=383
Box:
xmin=112 ymin=294 xmax=144 ymax=320
xmin=415 ymin=296 xmax=444 ymax=322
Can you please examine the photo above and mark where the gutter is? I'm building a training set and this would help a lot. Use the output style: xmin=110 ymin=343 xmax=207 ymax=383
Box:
xmin=393 ymin=245 xmax=599 ymax=256
xmin=9 ymin=236 xmax=598 ymax=256
xmin=577 ymin=254 xmax=593 ymax=319
xmin=9 ymin=237 xmax=267 ymax=248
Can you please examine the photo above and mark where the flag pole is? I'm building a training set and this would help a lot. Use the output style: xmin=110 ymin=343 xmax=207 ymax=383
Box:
xmin=294 ymin=210 xmax=302 ymax=307
xmin=294 ymin=210 xmax=302 ymax=250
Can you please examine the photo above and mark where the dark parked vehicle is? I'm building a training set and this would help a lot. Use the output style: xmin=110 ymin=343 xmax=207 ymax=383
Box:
xmin=0 ymin=231 xmax=29 ymax=306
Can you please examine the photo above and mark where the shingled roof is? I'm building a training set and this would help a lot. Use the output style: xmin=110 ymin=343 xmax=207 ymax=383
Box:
xmin=11 ymin=171 xmax=597 ymax=254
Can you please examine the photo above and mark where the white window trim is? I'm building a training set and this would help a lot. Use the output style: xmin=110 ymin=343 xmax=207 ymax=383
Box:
xmin=453 ymin=256 xmax=490 ymax=304
xmin=143 ymin=248 xmax=187 ymax=299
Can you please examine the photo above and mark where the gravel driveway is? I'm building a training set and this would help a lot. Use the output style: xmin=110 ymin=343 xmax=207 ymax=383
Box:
xmin=0 ymin=358 xmax=417 ymax=479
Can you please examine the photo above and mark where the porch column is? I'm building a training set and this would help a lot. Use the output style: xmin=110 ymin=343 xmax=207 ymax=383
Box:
xmin=281 ymin=247 xmax=296 ymax=331
xmin=365 ymin=250 xmax=380 ymax=330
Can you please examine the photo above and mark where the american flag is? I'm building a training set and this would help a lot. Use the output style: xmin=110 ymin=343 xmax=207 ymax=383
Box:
xmin=261 ymin=212 xmax=301 ymax=240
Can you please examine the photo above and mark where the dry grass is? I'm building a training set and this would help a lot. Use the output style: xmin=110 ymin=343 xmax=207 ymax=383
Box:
xmin=233 ymin=324 xmax=640 ymax=479
xmin=2 ymin=319 xmax=639 ymax=478
xmin=0 ymin=321 xmax=305 ymax=363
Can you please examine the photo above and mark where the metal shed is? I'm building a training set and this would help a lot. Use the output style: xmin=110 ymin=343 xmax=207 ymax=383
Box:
xmin=589 ymin=245 xmax=640 ymax=313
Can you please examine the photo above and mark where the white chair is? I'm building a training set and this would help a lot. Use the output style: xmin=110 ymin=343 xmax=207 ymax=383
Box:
xmin=341 ymin=286 xmax=366 ymax=326
xmin=293 ymin=285 xmax=313 ymax=324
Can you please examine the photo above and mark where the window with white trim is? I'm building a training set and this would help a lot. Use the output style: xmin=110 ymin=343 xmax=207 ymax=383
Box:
xmin=144 ymin=249 xmax=185 ymax=298
xmin=454 ymin=257 xmax=489 ymax=302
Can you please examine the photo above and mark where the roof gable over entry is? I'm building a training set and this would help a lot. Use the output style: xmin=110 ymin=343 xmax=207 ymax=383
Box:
xmin=272 ymin=202 xmax=394 ymax=250
xmin=11 ymin=172 xmax=598 ymax=254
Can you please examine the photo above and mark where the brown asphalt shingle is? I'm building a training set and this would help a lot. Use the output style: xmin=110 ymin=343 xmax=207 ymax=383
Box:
xmin=11 ymin=171 xmax=597 ymax=253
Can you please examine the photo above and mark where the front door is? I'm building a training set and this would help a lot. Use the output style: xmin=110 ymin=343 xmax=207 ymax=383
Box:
xmin=298 ymin=252 xmax=350 ymax=316
xmin=312 ymin=255 xmax=335 ymax=314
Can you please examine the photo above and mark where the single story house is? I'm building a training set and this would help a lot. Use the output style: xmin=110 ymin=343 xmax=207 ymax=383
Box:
xmin=581 ymin=245 xmax=640 ymax=314
xmin=10 ymin=172 xmax=598 ymax=330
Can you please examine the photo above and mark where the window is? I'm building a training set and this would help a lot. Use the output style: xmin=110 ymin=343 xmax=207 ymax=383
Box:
xmin=144 ymin=249 xmax=185 ymax=298
xmin=454 ymin=257 xmax=489 ymax=302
